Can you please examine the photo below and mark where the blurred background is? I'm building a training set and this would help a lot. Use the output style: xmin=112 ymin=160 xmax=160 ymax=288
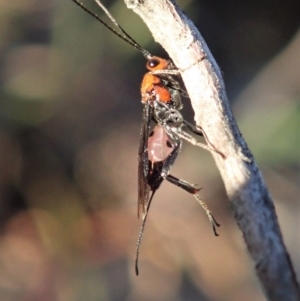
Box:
xmin=0 ymin=0 xmax=299 ymax=300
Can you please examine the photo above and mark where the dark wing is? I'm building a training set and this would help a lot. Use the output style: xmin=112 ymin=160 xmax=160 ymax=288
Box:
xmin=138 ymin=103 xmax=152 ymax=219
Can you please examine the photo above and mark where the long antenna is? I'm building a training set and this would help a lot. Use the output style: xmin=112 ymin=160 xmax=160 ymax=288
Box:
xmin=70 ymin=0 xmax=152 ymax=59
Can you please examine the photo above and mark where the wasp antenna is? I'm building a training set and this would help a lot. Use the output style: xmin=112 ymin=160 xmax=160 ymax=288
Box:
xmin=141 ymin=49 xmax=152 ymax=60
xmin=93 ymin=0 xmax=152 ymax=58
xmin=93 ymin=1 xmax=148 ymax=53
xmin=70 ymin=0 xmax=152 ymax=58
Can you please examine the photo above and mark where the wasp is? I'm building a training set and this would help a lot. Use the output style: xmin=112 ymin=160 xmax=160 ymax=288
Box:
xmin=71 ymin=0 xmax=224 ymax=275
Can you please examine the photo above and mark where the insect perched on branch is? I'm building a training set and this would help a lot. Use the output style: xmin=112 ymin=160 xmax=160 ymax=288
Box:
xmin=71 ymin=0 xmax=224 ymax=275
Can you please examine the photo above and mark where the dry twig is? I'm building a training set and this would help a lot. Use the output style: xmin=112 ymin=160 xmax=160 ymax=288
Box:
xmin=124 ymin=0 xmax=300 ymax=300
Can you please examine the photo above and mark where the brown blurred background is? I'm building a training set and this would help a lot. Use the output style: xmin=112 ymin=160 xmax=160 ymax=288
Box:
xmin=0 ymin=0 xmax=299 ymax=300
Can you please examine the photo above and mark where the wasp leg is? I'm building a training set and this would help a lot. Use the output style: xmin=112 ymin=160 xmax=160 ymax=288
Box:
xmin=151 ymin=69 xmax=181 ymax=76
xmin=176 ymin=127 xmax=226 ymax=159
xmin=183 ymin=120 xmax=204 ymax=137
xmin=166 ymin=174 xmax=220 ymax=236
xmin=158 ymin=139 xmax=182 ymax=178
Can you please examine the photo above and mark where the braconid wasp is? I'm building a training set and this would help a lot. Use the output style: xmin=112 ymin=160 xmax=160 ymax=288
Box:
xmin=71 ymin=0 xmax=225 ymax=275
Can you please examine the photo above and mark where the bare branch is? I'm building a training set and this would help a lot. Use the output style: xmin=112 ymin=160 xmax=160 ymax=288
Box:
xmin=124 ymin=0 xmax=300 ymax=300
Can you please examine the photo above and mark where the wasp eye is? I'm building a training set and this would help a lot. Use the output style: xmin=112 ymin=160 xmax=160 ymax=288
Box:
xmin=148 ymin=58 xmax=160 ymax=69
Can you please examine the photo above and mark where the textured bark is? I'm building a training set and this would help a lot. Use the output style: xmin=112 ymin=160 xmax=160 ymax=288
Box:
xmin=124 ymin=0 xmax=300 ymax=300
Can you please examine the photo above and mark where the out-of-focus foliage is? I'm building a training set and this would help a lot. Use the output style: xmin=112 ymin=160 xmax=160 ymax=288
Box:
xmin=0 ymin=0 xmax=299 ymax=300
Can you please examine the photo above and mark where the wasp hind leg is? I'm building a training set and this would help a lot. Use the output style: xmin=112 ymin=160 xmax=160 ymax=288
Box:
xmin=166 ymin=174 xmax=220 ymax=236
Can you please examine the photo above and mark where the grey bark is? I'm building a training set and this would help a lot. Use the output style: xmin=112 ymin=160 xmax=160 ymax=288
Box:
xmin=124 ymin=0 xmax=300 ymax=300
